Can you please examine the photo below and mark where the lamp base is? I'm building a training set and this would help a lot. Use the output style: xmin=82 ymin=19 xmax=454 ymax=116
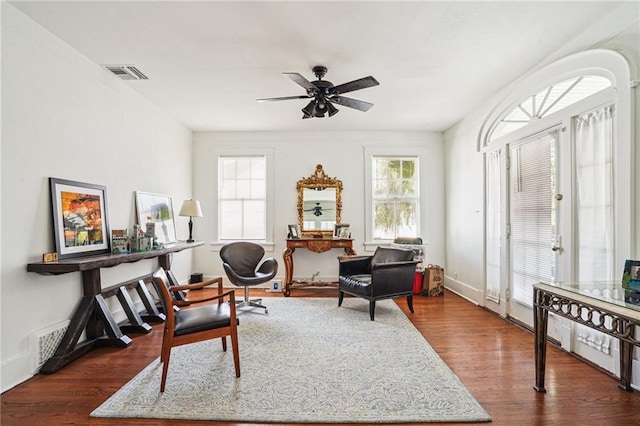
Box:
xmin=186 ymin=217 xmax=194 ymax=243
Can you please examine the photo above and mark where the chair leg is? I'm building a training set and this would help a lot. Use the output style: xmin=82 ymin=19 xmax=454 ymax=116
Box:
xmin=231 ymin=326 xmax=241 ymax=378
xmin=221 ymin=336 xmax=227 ymax=352
xmin=160 ymin=345 xmax=171 ymax=393
xmin=160 ymin=329 xmax=170 ymax=362
xmin=407 ymin=295 xmax=414 ymax=314
xmin=235 ymin=286 xmax=267 ymax=313
xmin=338 ymin=290 xmax=344 ymax=306
xmin=369 ymin=300 xmax=376 ymax=321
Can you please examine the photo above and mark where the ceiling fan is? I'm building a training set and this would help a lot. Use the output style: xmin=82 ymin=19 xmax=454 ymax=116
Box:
xmin=257 ymin=65 xmax=379 ymax=119
xmin=305 ymin=202 xmax=333 ymax=217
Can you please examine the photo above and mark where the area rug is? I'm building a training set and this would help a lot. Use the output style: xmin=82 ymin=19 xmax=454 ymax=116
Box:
xmin=91 ymin=297 xmax=491 ymax=423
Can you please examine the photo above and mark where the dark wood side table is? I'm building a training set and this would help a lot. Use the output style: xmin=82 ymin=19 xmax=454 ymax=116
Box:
xmin=283 ymin=238 xmax=356 ymax=296
xmin=533 ymin=281 xmax=640 ymax=392
xmin=27 ymin=241 xmax=204 ymax=373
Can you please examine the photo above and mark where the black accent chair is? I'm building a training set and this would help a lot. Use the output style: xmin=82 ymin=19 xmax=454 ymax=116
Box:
xmin=151 ymin=267 xmax=240 ymax=392
xmin=220 ymin=242 xmax=278 ymax=314
xmin=338 ymin=246 xmax=419 ymax=321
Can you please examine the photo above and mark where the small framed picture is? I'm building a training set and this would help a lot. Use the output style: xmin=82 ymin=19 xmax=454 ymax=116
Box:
xmin=134 ymin=191 xmax=178 ymax=245
xmin=334 ymin=223 xmax=351 ymax=239
xmin=622 ymin=259 xmax=640 ymax=288
xmin=288 ymin=224 xmax=301 ymax=239
xmin=49 ymin=177 xmax=111 ymax=259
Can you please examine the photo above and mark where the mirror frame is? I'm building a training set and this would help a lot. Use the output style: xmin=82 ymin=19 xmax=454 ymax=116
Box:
xmin=297 ymin=164 xmax=342 ymax=237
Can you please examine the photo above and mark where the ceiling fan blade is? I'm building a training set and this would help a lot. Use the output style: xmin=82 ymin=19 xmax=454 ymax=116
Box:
xmin=330 ymin=96 xmax=374 ymax=112
xmin=332 ymin=76 xmax=379 ymax=95
xmin=256 ymin=95 xmax=312 ymax=102
xmin=284 ymin=72 xmax=317 ymax=92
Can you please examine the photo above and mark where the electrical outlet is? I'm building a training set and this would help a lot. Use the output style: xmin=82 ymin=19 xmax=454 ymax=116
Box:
xmin=454 ymin=272 xmax=458 ymax=280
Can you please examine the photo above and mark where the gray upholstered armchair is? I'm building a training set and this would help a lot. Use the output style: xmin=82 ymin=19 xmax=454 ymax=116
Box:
xmin=338 ymin=246 xmax=419 ymax=320
xmin=220 ymin=242 xmax=278 ymax=314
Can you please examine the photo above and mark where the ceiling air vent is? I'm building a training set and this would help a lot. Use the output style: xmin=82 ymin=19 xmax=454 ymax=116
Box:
xmin=103 ymin=65 xmax=148 ymax=80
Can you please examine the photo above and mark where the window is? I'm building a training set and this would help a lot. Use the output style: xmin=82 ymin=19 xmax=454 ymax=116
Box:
xmin=218 ymin=156 xmax=266 ymax=240
xmin=487 ymin=75 xmax=611 ymax=143
xmin=371 ymin=157 xmax=419 ymax=239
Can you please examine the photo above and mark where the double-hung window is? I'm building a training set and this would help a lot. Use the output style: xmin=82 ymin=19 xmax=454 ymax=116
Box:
xmin=371 ymin=156 xmax=419 ymax=239
xmin=218 ymin=156 xmax=266 ymax=240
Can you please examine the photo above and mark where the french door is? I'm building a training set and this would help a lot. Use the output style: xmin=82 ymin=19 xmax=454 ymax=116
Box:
xmin=507 ymin=131 xmax=559 ymax=329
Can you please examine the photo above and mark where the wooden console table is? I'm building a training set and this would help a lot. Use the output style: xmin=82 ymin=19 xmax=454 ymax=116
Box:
xmin=283 ymin=238 xmax=355 ymax=296
xmin=533 ymin=281 xmax=640 ymax=392
xmin=27 ymin=241 xmax=203 ymax=373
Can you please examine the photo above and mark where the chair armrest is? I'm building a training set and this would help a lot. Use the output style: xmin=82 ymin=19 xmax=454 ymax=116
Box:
xmin=338 ymin=255 xmax=370 ymax=263
xmin=217 ymin=289 xmax=236 ymax=302
xmin=370 ymin=261 xmax=419 ymax=295
xmin=171 ymin=276 xmax=223 ymax=292
xmin=174 ymin=289 xmax=236 ymax=306
xmin=338 ymin=255 xmax=372 ymax=276
xmin=371 ymin=260 xmax=419 ymax=271
xmin=257 ymin=258 xmax=278 ymax=275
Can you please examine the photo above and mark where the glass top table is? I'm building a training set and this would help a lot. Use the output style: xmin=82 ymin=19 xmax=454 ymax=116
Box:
xmin=541 ymin=281 xmax=640 ymax=313
xmin=533 ymin=281 xmax=640 ymax=393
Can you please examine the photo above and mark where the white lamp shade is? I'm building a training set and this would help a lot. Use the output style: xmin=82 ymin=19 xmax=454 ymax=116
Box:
xmin=179 ymin=199 xmax=203 ymax=217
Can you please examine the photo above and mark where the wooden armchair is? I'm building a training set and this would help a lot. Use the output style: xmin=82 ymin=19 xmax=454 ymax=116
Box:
xmin=151 ymin=267 xmax=240 ymax=392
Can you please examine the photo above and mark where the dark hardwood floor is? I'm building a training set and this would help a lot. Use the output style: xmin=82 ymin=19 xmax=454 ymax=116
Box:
xmin=2 ymin=288 xmax=639 ymax=425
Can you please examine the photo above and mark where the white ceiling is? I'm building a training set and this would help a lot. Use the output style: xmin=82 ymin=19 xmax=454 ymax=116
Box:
xmin=8 ymin=1 xmax=630 ymax=132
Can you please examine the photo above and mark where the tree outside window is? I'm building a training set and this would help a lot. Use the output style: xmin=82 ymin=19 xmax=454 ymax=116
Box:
xmin=372 ymin=157 xmax=418 ymax=239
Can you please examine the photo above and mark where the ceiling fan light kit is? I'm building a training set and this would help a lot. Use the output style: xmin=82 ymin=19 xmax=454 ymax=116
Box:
xmin=257 ymin=65 xmax=379 ymax=119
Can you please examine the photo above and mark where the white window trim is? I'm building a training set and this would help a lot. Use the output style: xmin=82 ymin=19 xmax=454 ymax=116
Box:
xmin=207 ymin=147 xmax=275 ymax=253
xmin=363 ymin=145 xmax=430 ymax=252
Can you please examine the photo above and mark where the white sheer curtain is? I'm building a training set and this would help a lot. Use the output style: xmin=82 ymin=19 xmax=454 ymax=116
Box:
xmin=575 ymin=105 xmax=614 ymax=353
xmin=485 ymin=150 xmax=501 ymax=302
xmin=575 ymin=105 xmax=614 ymax=282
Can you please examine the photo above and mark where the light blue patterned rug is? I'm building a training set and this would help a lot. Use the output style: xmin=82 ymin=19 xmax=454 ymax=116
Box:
xmin=91 ymin=297 xmax=491 ymax=423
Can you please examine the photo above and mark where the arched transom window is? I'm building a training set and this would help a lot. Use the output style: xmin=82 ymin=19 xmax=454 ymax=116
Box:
xmin=488 ymin=75 xmax=612 ymax=142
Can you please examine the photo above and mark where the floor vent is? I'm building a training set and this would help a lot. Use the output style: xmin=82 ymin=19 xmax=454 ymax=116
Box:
xmin=31 ymin=321 xmax=69 ymax=372
xmin=103 ymin=64 xmax=149 ymax=80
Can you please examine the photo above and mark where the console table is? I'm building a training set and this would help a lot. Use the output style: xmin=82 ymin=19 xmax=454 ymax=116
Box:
xmin=533 ymin=281 xmax=640 ymax=392
xmin=283 ymin=238 xmax=355 ymax=296
xmin=27 ymin=241 xmax=203 ymax=373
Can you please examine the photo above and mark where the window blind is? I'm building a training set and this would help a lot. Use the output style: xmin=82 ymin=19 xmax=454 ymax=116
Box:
xmin=509 ymin=133 xmax=556 ymax=307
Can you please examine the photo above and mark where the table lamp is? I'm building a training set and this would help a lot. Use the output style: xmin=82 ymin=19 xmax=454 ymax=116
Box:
xmin=178 ymin=199 xmax=203 ymax=242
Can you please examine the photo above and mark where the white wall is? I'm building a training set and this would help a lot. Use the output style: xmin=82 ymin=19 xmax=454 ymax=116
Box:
xmin=442 ymin=8 xmax=639 ymax=386
xmin=192 ymin=131 xmax=445 ymax=284
xmin=443 ymin=9 xmax=639 ymax=305
xmin=1 ymin=5 xmax=194 ymax=392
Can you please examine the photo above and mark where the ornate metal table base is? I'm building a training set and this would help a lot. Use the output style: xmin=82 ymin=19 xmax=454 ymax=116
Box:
xmin=533 ymin=282 xmax=639 ymax=392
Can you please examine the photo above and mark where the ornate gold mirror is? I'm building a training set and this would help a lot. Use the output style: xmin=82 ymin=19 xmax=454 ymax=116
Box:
xmin=297 ymin=164 xmax=342 ymax=237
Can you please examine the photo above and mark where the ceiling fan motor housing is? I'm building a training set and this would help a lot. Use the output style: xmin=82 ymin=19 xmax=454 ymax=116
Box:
xmin=257 ymin=65 xmax=379 ymax=119
xmin=311 ymin=80 xmax=335 ymax=96
xmin=312 ymin=65 xmax=328 ymax=80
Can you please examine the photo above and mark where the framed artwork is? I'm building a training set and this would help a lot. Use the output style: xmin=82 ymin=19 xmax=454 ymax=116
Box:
xmin=49 ymin=178 xmax=111 ymax=259
xmin=334 ymin=223 xmax=351 ymax=239
xmin=622 ymin=259 xmax=640 ymax=288
xmin=135 ymin=191 xmax=178 ymax=244
xmin=288 ymin=224 xmax=301 ymax=239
